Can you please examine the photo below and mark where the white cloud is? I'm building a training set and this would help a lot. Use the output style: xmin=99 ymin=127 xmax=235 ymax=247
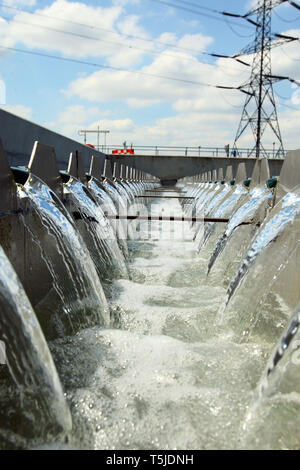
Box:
xmin=2 ymin=1 xmax=299 ymax=151
xmin=50 ymin=87 xmax=300 ymax=152
xmin=58 ymin=20 xmax=300 ymax=150
xmin=1 ymin=104 xmax=33 ymax=120
xmin=46 ymin=104 xmax=102 ymax=138
xmin=0 ymin=0 xmax=154 ymax=66
xmin=2 ymin=0 xmax=36 ymax=6
xmin=63 ymin=48 xmax=249 ymax=110
xmin=0 ymin=0 xmax=216 ymax=69
xmin=1 ymin=1 xmax=123 ymax=57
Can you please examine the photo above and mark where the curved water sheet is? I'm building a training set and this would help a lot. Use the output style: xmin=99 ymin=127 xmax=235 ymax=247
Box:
xmin=192 ymin=183 xmax=232 ymax=243
xmin=64 ymin=179 xmax=128 ymax=282
xmin=198 ymin=184 xmax=249 ymax=255
xmin=204 ymin=184 xmax=232 ymax=217
xmin=180 ymin=183 xmax=206 ymax=215
xmin=87 ymin=180 xmax=129 ymax=258
xmin=103 ymin=181 xmax=135 ymax=240
xmin=114 ymin=182 xmax=135 ymax=206
xmin=207 ymin=185 xmax=273 ymax=280
xmin=240 ymin=303 xmax=300 ymax=449
xmin=19 ymin=176 xmax=110 ymax=338
xmin=116 ymin=182 xmax=151 ymax=245
xmin=190 ymin=184 xmax=215 ymax=222
xmin=180 ymin=183 xmax=209 ymax=233
xmin=220 ymin=185 xmax=300 ymax=343
xmin=17 ymin=194 xmax=287 ymax=450
xmin=0 ymin=245 xmax=72 ymax=447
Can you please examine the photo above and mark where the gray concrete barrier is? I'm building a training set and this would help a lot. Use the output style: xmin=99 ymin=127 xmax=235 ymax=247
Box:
xmin=0 ymin=108 xmax=106 ymax=171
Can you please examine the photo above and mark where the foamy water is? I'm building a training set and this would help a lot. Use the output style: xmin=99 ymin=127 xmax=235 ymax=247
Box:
xmin=47 ymin=195 xmax=272 ymax=450
xmin=1 ymin=183 xmax=298 ymax=450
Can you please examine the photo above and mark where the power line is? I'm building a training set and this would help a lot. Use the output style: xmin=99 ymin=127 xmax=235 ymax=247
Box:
xmin=264 ymin=73 xmax=300 ymax=86
xmin=217 ymin=89 xmax=245 ymax=109
xmin=273 ymin=9 xmax=300 ymax=22
xmin=0 ymin=44 xmax=252 ymax=94
xmin=148 ymin=0 xmax=254 ymax=29
xmin=279 ymin=42 xmax=300 ymax=61
xmin=274 ymin=92 xmax=300 ymax=109
xmin=0 ymin=14 xmax=213 ymax=65
xmin=0 ymin=1 xmax=215 ymax=56
xmin=273 ymin=89 xmax=300 ymax=111
xmin=243 ymin=0 xmax=289 ymax=18
xmin=0 ymin=0 xmax=256 ymax=56
xmin=274 ymin=88 xmax=293 ymax=100
xmin=288 ymin=0 xmax=300 ymax=10
xmin=162 ymin=0 xmax=221 ymax=15
xmin=224 ymin=18 xmax=257 ymax=39
xmin=0 ymin=12 xmax=252 ymax=67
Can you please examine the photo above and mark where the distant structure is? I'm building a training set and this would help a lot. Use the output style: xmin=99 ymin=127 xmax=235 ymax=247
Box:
xmin=232 ymin=0 xmax=298 ymax=158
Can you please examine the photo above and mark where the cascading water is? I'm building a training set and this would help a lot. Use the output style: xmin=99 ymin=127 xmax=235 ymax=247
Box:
xmin=63 ymin=178 xmax=128 ymax=283
xmin=199 ymin=183 xmax=250 ymax=250
xmin=17 ymin=175 xmax=110 ymax=338
xmin=219 ymin=185 xmax=300 ymax=345
xmin=227 ymin=188 xmax=300 ymax=304
xmin=103 ymin=180 xmax=136 ymax=241
xmin=207 ymin=184 xmax=274 ymax=278
xmin=0 ymin=245 xmax=72 ymax=448
xmin=0 ymin=173 xmax=299 ymax=450
xmin=239 ymin=302 xmax=300 ymax=449
xmin=87 ymin=179 xmax=129 ymax=258
xmin=42 ymin=193 xmax=267 ymax=450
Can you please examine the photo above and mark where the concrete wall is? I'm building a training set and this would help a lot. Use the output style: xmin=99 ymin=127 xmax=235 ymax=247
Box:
xmin=278 ymin=149 xmax=300 ymax=191
xmin=0 ymin=109 xmax=297 ymax=186
xmin=0 ymin=109 xmax=106 ymax=171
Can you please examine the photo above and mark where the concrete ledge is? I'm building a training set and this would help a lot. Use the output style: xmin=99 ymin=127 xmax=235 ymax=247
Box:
xmin=0 ymin=109 xmax=106 ymax=171
xmin=279 ymin=149 xmax=300 ymax=191
xmin=0 ymin=139 xmax=17 ymax=212
xmin=28 ymin=142 xmax=63 ymax=199
xmin=251 ymin=158 xmax=270 ymax=185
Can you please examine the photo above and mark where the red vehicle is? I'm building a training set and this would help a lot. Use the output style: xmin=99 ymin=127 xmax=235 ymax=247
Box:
xmin=86 ymin=144 xmax=95 ymax=149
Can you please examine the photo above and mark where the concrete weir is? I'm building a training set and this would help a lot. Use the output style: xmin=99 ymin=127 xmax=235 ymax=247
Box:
xmin=0 ymin=110 xmax=299 ymax=450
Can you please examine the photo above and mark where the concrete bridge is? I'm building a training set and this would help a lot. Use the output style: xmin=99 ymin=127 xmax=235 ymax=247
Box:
xmin=108 ymin=153 xmax=285 ymax=186
xmin=0 ymin=108 xmax=298 ymax=190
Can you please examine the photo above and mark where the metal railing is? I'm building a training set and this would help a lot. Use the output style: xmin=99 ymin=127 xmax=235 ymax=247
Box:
xmin=95 ymin=144 xmax=287 ymax=159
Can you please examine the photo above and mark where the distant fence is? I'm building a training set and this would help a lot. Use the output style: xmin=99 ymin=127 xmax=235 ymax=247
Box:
xmin=96 ymin=144 xmax=287 ymax=159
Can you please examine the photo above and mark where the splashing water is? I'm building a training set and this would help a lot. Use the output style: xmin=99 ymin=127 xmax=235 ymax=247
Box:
xmin=103 ymin=181 xmax=136 ymax=240
xmin=19 ymin=176 xmax=110 ymax=336
xmin=239 ymin=303 xmax=300 ymax=449
xmin=87 ymin=180 xmax=129 ymax=258
xmin=207 ymin=185 xmax=273 ymax=275
xmin=1 ymin=180 xmax=299 ymax=450
xmin=201 ymin=184 xmax=249 ymax=249
xmin=64 ymin=179 xmax=128 ymax=282
xmin=42 ymin=196 xmax=270 ymax=450
xmin=0 ymin=245 xmax=72 ymax=445
xmin=227 ymin=189 xmax=300 ymax=305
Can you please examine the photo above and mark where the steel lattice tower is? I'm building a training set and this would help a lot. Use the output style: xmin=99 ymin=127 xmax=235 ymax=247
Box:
xmin=233 ymin=0 xmax=285 ymax=158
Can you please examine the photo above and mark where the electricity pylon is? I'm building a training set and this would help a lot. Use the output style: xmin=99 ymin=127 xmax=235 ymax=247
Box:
xmin=232 ymin=0 xmax=296 ymax=158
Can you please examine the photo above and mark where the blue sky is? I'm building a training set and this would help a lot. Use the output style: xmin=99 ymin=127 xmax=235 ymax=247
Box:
xmin=0 ymin=0 xmax=299 ymax=152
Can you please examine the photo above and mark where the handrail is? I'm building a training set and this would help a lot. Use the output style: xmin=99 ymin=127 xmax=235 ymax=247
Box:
xmin=95 ymin=144 xmax=287 ymax=159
